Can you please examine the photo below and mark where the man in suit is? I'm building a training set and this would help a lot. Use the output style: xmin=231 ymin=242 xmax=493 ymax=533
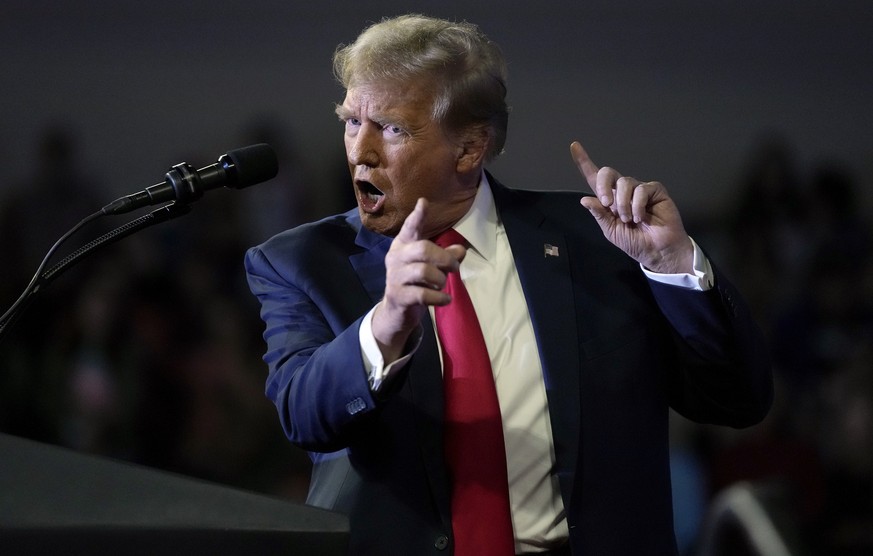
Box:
xmin=245 ymin=14 xmax=772 ymax=556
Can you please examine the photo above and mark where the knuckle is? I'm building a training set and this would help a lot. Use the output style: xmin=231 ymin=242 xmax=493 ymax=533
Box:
xmin=599 ymin=166 xmax=621 ymax=182
xmin=407 ymin=262 xmax=427 ymax=282
xmin=410 ymin=241 xmax=429 ymax=259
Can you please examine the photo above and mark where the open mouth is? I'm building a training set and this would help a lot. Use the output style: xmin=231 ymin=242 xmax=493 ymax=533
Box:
xmin=356 ymin=180 xmax=386 ymax=213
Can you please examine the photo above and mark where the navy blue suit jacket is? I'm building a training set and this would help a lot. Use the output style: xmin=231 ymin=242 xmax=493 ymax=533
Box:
xmin=244 ymin=177 xmax=773 ymax=555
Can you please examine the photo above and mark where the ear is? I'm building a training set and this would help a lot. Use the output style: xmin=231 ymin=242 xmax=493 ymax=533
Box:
xmin=455 ymin=126 xmax=490 ymax=174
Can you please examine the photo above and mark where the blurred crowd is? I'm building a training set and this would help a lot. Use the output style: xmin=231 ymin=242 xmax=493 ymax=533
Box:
xmin=676 ymin=134 xmax=873 ymax=555
xmin=1 ymin=126 xmax=870 ymax=555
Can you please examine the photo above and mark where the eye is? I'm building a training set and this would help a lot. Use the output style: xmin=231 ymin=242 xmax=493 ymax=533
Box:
xmin=383 ymin=124 xmax=405 ymax=137
xmin=343 ymin=117 xmax=361 ymax=136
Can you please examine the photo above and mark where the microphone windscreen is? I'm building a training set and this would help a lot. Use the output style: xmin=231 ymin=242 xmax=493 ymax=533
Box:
xmin=226 ymin=143 xmax=278 ymax=188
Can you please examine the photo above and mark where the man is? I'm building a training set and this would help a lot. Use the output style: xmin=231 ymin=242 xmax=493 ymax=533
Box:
xmin=245 ymin=14 xmax=772 ymax=556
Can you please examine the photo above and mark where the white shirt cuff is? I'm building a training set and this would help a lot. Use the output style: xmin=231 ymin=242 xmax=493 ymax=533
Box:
xmin=642 ymin=237 xmax=714 ymax=291
xmin=359 ymin=303 xmax=422 ymax=391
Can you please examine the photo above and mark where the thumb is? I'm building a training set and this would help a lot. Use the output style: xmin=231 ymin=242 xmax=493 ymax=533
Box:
xmin=580 ymin=195 xmax=615 ymax=231
xmin=444 ymin=243 xmax=467 ymax=265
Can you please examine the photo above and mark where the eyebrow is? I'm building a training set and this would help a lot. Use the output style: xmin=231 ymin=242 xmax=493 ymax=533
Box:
xmin=334 ymin=104 xmax=353 ymax=120
xmin=334 ymin=104 xmax=390 ymax=124
xmin=334 ymin=103 xmax=419 ymax=132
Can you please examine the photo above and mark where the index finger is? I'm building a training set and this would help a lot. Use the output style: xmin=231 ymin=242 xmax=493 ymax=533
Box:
xmin=395 ymin=197 xmax=428 ymax=244
xmin=570 ymin=141 xmax=600 ymax=190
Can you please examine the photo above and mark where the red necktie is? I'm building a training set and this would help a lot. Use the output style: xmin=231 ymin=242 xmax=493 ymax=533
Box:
xmin=433 ymin=229 xmax=515 ymax=556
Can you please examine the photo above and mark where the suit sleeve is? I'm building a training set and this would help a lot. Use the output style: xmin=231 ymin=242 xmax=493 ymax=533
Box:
xmin=244 ymin=244 xmax=380 ymax=452
xmin=647 ymin=265 xmax=774 ymax=428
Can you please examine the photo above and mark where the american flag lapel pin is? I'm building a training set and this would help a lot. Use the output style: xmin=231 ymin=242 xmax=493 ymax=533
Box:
xmin=544 ymin=244 xmax=559 ymax=257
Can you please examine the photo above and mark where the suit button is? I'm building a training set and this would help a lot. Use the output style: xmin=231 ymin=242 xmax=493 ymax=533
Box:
xmin=434 ymin=535 xmax=449 ymax=550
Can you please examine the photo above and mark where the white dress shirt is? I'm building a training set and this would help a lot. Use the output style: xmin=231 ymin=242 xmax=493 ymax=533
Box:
xmin=359 ymin=174 xmax=713 ymax=553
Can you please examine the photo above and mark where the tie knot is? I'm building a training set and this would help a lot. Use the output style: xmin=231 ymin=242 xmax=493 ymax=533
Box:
xmin=432 ymin=228 xmax=466 ymax=249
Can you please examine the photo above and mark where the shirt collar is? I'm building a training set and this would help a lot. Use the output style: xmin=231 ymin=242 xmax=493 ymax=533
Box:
xmin=452 ymin=171 xmax=498 ymax=262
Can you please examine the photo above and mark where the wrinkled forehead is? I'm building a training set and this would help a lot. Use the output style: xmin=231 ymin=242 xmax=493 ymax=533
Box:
xmin=340 ymin=80 xmax=439 ymax=119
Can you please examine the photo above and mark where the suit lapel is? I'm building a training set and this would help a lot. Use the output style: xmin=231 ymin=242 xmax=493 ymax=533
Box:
xmin=348 ymin=219 xmax=391 ymax=304
xmin=491 ymin=180 xmax=582 ymax=504
xmin=407 ymin=315 xmax=452 ymax=523
xmin=347 ymin=216 xmax=452 ymax=524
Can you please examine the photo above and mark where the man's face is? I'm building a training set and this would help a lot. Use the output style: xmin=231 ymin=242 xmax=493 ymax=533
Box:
xmin=337 ymin=80 xmax=478 ymax=237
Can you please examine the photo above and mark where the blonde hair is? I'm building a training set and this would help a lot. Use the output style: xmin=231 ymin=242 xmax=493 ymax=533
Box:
xmin=333 ymin=14 xmax=509 ymax=161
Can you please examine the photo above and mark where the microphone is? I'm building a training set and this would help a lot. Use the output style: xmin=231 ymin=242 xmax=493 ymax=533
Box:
xmin=101 ymin=143 xmax=278 ymax=215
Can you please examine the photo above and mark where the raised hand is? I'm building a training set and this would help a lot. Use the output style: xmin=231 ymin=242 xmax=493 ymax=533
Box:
xmin=571 ymin=141 xmax=693 ymax=274
xmin=371 ymin=197 xmax=467 ymax=361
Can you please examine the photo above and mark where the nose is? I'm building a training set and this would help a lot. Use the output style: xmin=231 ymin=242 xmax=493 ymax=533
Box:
xmin=347 ymin=126 xmax=380 ymax=168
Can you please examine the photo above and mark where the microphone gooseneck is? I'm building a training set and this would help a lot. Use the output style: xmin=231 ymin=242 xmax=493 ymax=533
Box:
xmin=1 ymin=143 xmax=278 ymax=341
xmin=101 ymin=143 xmax=278 ymax=216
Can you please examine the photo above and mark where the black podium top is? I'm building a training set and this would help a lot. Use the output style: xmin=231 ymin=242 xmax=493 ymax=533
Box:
xmin=0 ymin=433 xmax=348 ymax=555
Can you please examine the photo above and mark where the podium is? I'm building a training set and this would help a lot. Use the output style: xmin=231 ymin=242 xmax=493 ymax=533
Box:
xmin=0 ymin=433 xmax=348 ymax=555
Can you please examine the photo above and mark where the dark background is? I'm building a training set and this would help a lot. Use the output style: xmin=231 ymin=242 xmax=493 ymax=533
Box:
xmin=1 ymin=1 xmax=871 ymax=213
xmin=1 ymin=2 xmax=871 ymax=554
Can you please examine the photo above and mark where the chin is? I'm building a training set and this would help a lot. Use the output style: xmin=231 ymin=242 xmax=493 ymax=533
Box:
xmin=359 ymin=210 xmax=402 ymax=237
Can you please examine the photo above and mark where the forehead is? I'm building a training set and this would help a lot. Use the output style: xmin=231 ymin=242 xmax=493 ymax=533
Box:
xmin=340 ymin=81 xmax=437 ymax=121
